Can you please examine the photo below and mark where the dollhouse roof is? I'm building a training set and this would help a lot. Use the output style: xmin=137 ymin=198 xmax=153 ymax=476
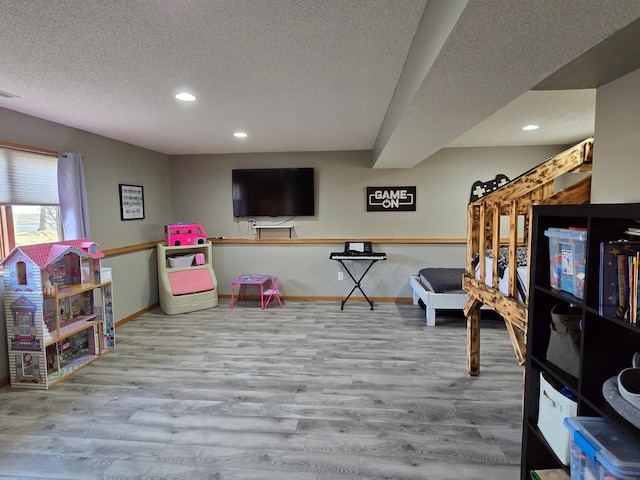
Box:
xmin=0 ymin=238 xmax=104 ymax=269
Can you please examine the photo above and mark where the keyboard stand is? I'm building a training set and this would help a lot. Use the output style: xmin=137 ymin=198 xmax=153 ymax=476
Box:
xmin=329 ymin=252 xmax=387 ymax=310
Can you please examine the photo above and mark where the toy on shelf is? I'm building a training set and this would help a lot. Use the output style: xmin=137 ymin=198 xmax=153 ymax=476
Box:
xmin=164 ymin=223 xmax=208 ymax=246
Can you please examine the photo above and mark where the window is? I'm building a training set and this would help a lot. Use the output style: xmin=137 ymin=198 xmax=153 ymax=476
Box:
xmin=0 ymin=144 xmax=61 ymax=259
xmin=11 ymin=205 xmax=62 ymax=246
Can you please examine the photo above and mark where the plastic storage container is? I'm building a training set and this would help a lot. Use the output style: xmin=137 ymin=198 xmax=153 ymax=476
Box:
xmin=544 ymin=228 xmax=587 ymax=299
xmin=538 ymin=373 xmax=577 ymax=465
xmin=564 ymin=417 xmax=640 ymax=480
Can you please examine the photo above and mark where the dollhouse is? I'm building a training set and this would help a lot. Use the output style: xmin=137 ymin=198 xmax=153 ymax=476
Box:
xmin=1 ymin=239 xmax=114 ymax=389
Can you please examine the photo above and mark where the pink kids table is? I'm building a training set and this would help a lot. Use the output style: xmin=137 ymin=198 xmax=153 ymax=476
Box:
xmin=230 ymin=274 xmax=272 ymax=309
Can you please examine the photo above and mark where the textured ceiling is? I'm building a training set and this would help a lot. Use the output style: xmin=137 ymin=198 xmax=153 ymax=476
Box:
xmin=1 ymin=1 xmax=640 ymax=168
xmin=449 ymin=89 xmax=596 ymax=149
xmin=0 ymin=0 xmax=427 ymax=155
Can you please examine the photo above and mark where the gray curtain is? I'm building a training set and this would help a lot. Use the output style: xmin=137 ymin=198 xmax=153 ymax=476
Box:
xmin=57 ymin=152 xmax=90 ymax=239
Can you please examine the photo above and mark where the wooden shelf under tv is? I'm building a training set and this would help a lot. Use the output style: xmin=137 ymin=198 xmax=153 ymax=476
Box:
xmin=253 ymin=225 xmax=293 ymax=239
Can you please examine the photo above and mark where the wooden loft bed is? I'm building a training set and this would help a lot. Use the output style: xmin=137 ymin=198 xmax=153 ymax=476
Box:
xmin=463 ymin=137 xmax=594 ymax=376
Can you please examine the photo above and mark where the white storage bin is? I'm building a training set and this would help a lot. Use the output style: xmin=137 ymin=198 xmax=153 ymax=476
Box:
xmin=537 ymin=373 xmax=577 ymax=465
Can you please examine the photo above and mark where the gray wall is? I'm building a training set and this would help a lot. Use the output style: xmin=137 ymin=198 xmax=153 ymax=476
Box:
xmin=591 ymin=67 xmax=640 ymax=203
xmin=170 ymin=147 xmax=564 ymax=239
xmin=169 ymin=146 xmax=565 ymax=299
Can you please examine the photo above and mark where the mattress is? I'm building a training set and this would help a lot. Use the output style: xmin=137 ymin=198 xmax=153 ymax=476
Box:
xmin=417 ymin=246 xmax=528 ymax=300
xmin=418 ymin=268 xmax=465 ymax=293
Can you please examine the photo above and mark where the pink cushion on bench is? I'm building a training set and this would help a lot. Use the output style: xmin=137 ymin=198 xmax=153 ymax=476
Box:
xmin=168 ymin=269 xmax=214 ymax=295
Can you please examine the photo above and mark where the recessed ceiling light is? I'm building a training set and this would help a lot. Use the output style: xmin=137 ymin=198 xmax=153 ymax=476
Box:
xmin=175 ymin=92 xmax=196 ymax=102
xmin=522 ymin=124 xmax=539 ymax=131
xmin=233 ymin=131 xmax=248 ymax=138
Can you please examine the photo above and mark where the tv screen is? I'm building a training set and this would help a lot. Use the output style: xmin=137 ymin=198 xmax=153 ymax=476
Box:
xmin=232 ymin=168 xmax=315 ymax=217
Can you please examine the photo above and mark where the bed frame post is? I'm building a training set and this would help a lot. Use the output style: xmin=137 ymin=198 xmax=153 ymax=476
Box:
xmin=465 ymin=296 xmax=481 ymax=376
xmin=465 ymin=203 xmax=481 ymax=376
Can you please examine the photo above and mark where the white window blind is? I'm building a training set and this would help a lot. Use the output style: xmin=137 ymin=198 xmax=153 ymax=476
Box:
xmin=0 ymin=146 xmax=59 ymax=205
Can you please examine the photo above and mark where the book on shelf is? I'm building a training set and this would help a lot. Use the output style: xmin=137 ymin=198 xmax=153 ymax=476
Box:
xmin=599 ymin=239 xmax=640 ymax=323
xmin=630 ymin=254 xmax=638 ymax=323
xmin=618 ymin=254 xmax=628 ymax=317
xmin=600 ymin=241 xmax=620 ymax=317
xmin=637 ymin=253 xmax=640 ymax=325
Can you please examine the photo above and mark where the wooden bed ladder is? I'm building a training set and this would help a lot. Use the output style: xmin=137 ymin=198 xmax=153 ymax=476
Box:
xmin=463 ymin=137 xmax=594 ymax=376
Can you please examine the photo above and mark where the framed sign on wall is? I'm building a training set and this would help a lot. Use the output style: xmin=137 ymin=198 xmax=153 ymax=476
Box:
xmin=119 ymin=184 xmax=145 ymax=220
xmin=366 ymin=186 xmax=416 ymax=212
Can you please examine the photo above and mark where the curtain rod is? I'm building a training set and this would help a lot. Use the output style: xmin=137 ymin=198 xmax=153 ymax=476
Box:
xmin=0 ymin=141 xmax=58 ymax=157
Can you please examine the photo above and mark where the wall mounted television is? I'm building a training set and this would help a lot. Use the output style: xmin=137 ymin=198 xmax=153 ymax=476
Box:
xmin=232 ymin=167 xmax=315 ymax=217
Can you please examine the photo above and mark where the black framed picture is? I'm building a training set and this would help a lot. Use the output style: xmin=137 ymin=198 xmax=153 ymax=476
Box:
xmin=119 ymin=184 xmax=145 ymax=220
xmin=366 ymin=186 xmax=416 ymax=212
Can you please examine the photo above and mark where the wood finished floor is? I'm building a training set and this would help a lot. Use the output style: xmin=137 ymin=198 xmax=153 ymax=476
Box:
xmin=0 ymin=300 xmax=524 ymax=480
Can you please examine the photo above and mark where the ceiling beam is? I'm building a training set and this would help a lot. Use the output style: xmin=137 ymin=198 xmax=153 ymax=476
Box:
xmin=372 ymin=0 xmax=640 ymax=169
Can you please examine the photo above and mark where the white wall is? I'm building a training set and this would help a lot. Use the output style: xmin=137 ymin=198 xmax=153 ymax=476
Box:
xmin=591 ymin=67 xmax=640 ymax=203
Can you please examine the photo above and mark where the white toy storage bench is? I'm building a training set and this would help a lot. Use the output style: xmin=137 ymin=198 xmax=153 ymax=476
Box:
xmin=157 ymin=241 xmax=218 ymax=315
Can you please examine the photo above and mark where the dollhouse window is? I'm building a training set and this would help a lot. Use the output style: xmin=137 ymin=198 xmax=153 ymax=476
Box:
xmin=17 ymin=261 xmax=27 ymax=285
xmin=17 ymin=312 xmax=33 ymax=338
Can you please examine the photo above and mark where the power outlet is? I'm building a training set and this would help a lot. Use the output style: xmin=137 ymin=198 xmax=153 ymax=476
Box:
xmin=338 ymin=271 xmax=344 ymax=280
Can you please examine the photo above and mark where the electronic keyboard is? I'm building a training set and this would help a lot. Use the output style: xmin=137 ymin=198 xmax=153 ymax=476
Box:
xmin=329 ymin=250 xmax=387 ymax=310
xmin=329 ymin=252 xmax=387 ymax=261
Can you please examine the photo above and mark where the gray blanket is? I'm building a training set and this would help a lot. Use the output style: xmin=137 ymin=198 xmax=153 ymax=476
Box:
xmin=419 ymin=268 xmax=465 ymax=293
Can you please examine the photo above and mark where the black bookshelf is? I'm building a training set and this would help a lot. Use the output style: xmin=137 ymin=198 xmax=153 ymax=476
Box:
xmin=521 ymin=203 xmax=640 ymax=479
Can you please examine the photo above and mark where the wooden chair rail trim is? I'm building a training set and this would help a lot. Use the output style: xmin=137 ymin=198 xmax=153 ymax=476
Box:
xmin=100 ymin=237 xmax=469 ymax=257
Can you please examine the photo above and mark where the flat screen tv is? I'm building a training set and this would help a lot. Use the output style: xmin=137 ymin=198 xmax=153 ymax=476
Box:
xmin=232 ymin=168 xmax=315 ymax=217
